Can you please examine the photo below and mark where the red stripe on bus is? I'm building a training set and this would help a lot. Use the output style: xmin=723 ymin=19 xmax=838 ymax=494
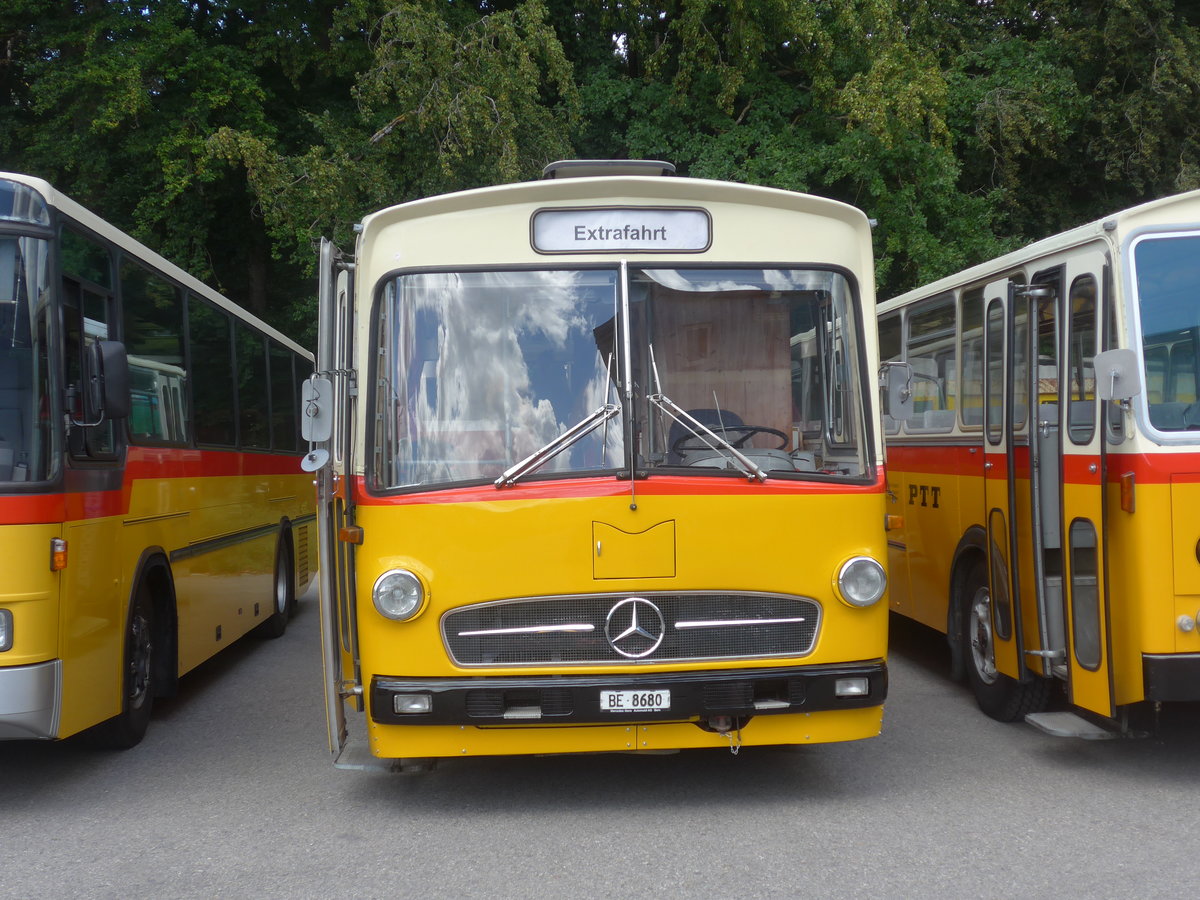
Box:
xmin=886 ymin=442 xmax=1200 ymax=486
xmin=126 ymin=446 xmax=306 ymax=478
xmin=0 ymin=493 xmax=68 ymax=525
xmin=0 ymin=448 xmax=308 ymax=525
xmin=352 ymin=472 xmax=886 ymax=506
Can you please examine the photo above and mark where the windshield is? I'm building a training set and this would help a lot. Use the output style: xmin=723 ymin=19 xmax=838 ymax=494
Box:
xmin=370 ymin=266 xmax=870 ymax=490
xmin=0 ymin=233 xmax=56 ymax=483
xmin=372 ymin=270 xmax=622 ymax=488
xmin=629 ymin=268 xmax=869 ymax=477
xmin=1133 ymin=233 xmax=1200 ymax=432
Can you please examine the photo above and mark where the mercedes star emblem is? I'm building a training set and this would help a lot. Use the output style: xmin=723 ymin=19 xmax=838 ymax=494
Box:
xmin=605 ymin=597 xmax=666 ymax=659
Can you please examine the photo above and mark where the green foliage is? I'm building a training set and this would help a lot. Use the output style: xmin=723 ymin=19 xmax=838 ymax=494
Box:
xmin=4 ymin=0 xmax=1200 ymax=343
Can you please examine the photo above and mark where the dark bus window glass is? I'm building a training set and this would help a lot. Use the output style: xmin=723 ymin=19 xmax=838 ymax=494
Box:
xmin=236 ymin=322 xmax=270 ymax=449
xmin=985 ymin=299 xmax=1004 ymax=445
xmin=960 ymin=288 xmax=984 ymax=427
xmin=879 ymin=313 xmax=902 ymax=434
xmin=189 ymin=299 xmax=236 ymax=446
xmin=122 ymin=259 xmax=188 ymax=444
xmin=61 ymin=228 xmax=116 ymax=458
xmin=1067 ymin=275 xmax=1097 ymax=445
xmin=61 ymin=228 xmax=113 ymax=290
xmin=269 ymin=342 xmax=298 ymax=452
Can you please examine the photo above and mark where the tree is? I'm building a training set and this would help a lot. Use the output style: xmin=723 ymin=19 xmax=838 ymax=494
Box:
xmin=210 ymin=0 xmax=580 ymax=305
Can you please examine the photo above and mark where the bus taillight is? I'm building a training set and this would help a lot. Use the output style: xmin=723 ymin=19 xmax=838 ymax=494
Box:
xmin=49 ymin=538 xmax=67 ymax=571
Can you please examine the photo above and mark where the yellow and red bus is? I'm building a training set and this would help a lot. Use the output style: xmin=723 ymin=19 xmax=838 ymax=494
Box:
xmin=305 ymin=160 xmax=893 ymax=770
xmin=0 ymin=173 xmax=315 ymax=747
xmin=879 ymin=189 xmax=1200 ymax=736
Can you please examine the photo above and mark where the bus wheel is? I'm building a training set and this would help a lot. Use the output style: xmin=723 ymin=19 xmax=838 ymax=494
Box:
xmin=960 ymin=558 xmax=1049 ymax=722
xmin=257 ymin=534 xmax=293 ymax=639
xmin=89 ymin=588 xmax=155 ymax=749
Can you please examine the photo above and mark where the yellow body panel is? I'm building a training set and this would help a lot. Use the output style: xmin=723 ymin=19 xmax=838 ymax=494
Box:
xmin=58 ymin=516 xmax=125 ymax=735
xmin=349 ymin=488 xmax=888 ymax=758
xmin=0 ymin=524 xmax=62 ymax=665
xmin=354 ymin=491 xmax=888 ymax=677
xmin=885 ymin=452 xmax=985 ymax=631
xmin=1 ymin=468 xmax=314 ymax=740
xmin=887 ymin=455 xmax=1200 ymax=708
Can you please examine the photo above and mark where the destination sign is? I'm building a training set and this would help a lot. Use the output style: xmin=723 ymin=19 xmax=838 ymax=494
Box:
xmin=531 ymin=207 xmax=711 ymax=253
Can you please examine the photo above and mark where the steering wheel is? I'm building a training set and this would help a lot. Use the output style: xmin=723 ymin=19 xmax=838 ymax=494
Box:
xmin=672 ymin=425 xmax=790 ymax=455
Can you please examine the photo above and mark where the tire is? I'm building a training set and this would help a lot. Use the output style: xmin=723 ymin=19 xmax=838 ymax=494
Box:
xmin=959 ymin=557 xmax=1050 ymax=722
xmin=257 ymin=534 xmax=293 ymax=639
xmin=88 ymin=587 xmax=155 ymax=749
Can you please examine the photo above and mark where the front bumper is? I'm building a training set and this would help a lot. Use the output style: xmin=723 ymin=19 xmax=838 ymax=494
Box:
xmin=0 ymin=659 xmax=62 ymax=740
xmin=1143 ymin=653 xmax=1200 ymax=702
xmin=370 ymin=660 xmax=886 ymax=727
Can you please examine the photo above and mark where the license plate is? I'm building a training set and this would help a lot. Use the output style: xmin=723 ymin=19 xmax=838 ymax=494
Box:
xmin=599 ymin=689 xmax=670 ymax=712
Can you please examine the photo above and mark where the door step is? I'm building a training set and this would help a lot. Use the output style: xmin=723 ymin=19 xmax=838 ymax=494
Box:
xmin=1025 ymin=711 xmax=1119 ymax=740
xmin=333 ymin=740 xmax=427 ymax=772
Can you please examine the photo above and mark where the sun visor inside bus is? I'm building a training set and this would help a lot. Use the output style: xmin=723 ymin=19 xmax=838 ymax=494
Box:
xmin=637 ymin=268 xmax=842 ymax=294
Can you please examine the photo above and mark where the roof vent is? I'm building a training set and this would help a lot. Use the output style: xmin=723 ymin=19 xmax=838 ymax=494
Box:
xmin=542 ymin=159 xmax=676 ymax=179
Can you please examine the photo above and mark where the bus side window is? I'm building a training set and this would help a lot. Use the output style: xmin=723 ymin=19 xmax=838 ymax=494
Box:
xmin=122 ymin=258 xmax=187 ymax=444
xmin=189 ymin=297 xmax=237 ymax=447
xmin=960 ymin=287 xmax=984 ymax=427
xmin=235 ymin=323 xmax=270 ymax=450
xmin=878 ymin=313 xmax=902 ymax=434
xmin=61 ymin=227 xmax=117 ymax=459
xmin=904 ymin=293 xmax=956 ymax=433
xmin=1066 ymin=274 xmax=1097 ymax=445
xmin=269 ymin=341 xmax=300 ymax=452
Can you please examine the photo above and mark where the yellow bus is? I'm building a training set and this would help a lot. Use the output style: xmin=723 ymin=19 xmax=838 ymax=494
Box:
xmin=879 ymin=189 xmax=1200 ymax=737
xmin=0 ymin=173 xmax=315 ymax=747
xmin=305 ymin=159 xmax=893 ymax=770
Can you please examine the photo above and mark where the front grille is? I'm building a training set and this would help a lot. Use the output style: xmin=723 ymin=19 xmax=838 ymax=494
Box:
xmin=442 ymin=592 xmax=821 ymax=666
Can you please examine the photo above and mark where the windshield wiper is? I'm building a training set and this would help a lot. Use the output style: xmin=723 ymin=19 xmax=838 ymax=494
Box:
xmin=646 ymin=346 xmax=768 ymax=482
xmin=494 ymin=403 xmax=621 ymax=488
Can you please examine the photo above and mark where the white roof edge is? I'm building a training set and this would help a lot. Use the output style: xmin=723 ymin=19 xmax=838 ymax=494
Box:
xmin=0 ymin=171 xmax=310 ymax=357
xmin=880 ymin=188 xmax=1200 ymax=311
xmin=358 ymin=174 xmax=872 ymax=235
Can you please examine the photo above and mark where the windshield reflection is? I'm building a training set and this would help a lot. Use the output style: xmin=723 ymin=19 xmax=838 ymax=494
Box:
xmin=370 ymin=266 xmax=870 ymax=491
xmin=372 ymin=270 xmax=622 ymax=487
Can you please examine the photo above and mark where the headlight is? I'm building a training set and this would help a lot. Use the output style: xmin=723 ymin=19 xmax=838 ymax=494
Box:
xmin=372 ymin=569 xmax=425 ymax=621
xmin=0 ymin=609 xmax=12 ymax=651
xmin=836 ymin=556 xmax=886 ymax=608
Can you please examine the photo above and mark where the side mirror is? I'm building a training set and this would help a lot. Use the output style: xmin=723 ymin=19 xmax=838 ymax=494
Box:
xmin=880 ymin=361 xmax=915 ymax=422
xmin=300 ymin=375 xmax=333 ymax=472
xmin=1093 ymin=349 xmax=1140 ymax=402
xmin=301 ymin=376 xmax=333 ymax=443
xmin=76 ymin=340 xmax=130 ymax=425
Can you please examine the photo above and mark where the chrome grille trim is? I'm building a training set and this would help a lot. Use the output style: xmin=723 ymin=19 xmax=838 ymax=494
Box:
xmin=458 ymin=624 xmax=595 ymax=637
xmin=675 ymin=617 xmax=808 ymax=629
xmin=442 ymin=591 xmax=821 ymax=667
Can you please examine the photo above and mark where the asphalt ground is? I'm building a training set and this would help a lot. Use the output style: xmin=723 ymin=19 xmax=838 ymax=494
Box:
xmin=3 ymin=589 xmax=1198 ymax=899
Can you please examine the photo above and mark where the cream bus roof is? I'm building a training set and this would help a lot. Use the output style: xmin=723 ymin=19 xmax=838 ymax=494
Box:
xmin=356 ymin=173 xmax=875 ymax=295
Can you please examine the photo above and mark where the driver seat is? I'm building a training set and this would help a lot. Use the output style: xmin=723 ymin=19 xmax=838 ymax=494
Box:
xmin=666 ymin=408 xmax=744 ymax=465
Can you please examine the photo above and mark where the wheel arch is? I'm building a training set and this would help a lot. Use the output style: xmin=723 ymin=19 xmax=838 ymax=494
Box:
xmin=276 ymin=517 xmax=296 ymax=614
xmin=129 ymin=548 xmax=179 ymax=699
xmin=947 ymin=526 xmax=987 ymax=681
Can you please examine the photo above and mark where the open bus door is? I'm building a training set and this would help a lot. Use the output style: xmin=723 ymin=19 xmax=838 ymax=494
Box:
xmin=310 ymin=238 xmax=365 ymax=765
xmin=1054 ymin=251 xmax=1117 ymax=723
xmin=985 ymin=252 xmax=1119 ymax=737
xmin=978 ymin=279 xmax=1031 ymax=712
